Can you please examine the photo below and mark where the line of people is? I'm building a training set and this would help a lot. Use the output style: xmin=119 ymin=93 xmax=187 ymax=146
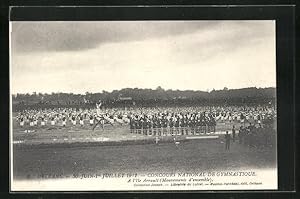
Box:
xmin=129 ymin=112 xmax=216 ymax=135
xmin=15 ymin=108 xmax=130 ymax=128
xmin=14 ymin=105 xmax=276 ymax=132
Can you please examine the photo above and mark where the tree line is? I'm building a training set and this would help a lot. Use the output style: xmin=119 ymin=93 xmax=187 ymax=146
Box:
xmin=12 ymin=87 xmax=276 ymax=109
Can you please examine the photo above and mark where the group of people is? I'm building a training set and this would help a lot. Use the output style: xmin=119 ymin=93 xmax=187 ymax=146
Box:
xmin=224 ymin=123 xmax=276 ymax=151
xmin=14 ymin=107 xmax=130 ymax=129
xmin=128 ymin=111 xmax=216 ymax=135
xmin=238 ymin=123 xmax=276 ymax=148
xmin=14 ymin=104 xmax=276 ymax=135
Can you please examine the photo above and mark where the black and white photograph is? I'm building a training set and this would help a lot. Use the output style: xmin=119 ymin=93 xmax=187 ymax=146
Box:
xmin=10 ymin=20 xmax=277 ymax=191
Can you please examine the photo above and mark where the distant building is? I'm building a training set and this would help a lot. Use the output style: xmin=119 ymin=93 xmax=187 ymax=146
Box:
xmin=118 ymin=97 xmax=132 ymax=101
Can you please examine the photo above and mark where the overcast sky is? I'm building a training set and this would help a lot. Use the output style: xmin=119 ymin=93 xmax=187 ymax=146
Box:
xmin=10 ymin=21 xmax=276 ymax=94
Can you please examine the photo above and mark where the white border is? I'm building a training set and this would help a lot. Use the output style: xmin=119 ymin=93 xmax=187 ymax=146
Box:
xmin=9 ymin=18 xmax=278 ymax=192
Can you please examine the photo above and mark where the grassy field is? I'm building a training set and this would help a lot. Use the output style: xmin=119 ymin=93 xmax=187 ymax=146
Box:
xmin=12 ymin=118 xmax=277 ymax=180
xmin=13 ymin=138 xmax=276 ymax=180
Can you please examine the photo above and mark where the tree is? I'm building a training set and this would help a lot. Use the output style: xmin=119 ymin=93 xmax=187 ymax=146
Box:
xmin=156 ymin=86 xmax=164 ymax=91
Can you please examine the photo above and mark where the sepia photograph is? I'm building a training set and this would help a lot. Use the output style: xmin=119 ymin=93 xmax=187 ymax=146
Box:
xmin=10 ymin=20 xmax=277 ymax=191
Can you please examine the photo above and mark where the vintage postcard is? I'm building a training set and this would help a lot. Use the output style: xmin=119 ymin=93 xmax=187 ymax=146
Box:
xmin=10 ymin=20 xmax=277 ymax=191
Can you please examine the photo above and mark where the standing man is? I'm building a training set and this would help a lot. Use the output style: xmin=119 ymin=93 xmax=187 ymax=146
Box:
xmin=62 ymin=116 xmax=67 ymax=127
xmin=232 ymin=125 xmax=236 ymax=142
xmin=71 ymin=115 xmax=76 ymax=126
xmin=93 ymin=100 xmax=106 ymax=130
xmin=225 ymin=131 xmax=231 ymax=150
xmin=19 ymin=117 xmax=24 ymax=127
xmin=79 ymin=114 xmax=84 ymax=127
xmin=239 ymin=126 xmax=244 ymax=144
xmin=96 ymin=100 xmax=102 ymax=115
xmin=89 ymin=115 xmax=94 ymax=126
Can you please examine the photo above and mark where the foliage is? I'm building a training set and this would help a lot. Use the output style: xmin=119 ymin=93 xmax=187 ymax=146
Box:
xmin=12 ymin=87 xmax=276 ymax=110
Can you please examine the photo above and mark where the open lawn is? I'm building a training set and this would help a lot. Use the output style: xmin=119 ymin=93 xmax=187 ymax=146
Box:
xmin=13 ymin=138 xmax=276 ymax=180
xmin=12 ymin=118 xmax=276 ymax=181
